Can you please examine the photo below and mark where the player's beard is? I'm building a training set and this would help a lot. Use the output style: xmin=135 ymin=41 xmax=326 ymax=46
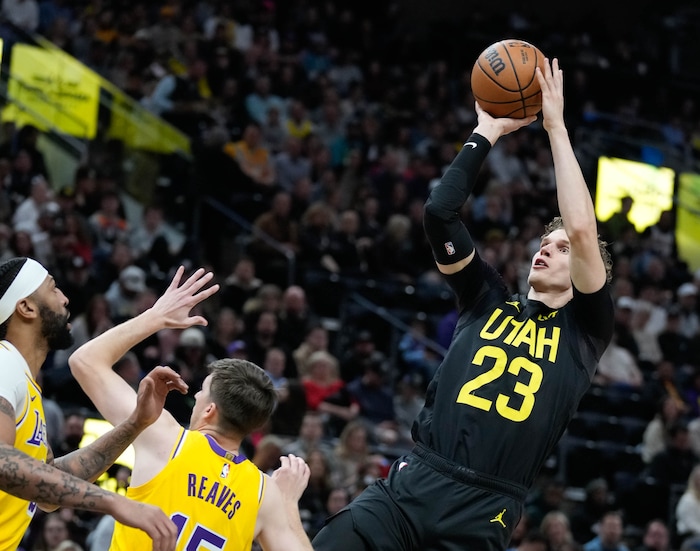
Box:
xmin=39 ymin=304 xmax=74 ymax=350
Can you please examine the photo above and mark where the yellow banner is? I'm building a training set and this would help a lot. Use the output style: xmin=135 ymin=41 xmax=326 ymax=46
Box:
xmin=595 ymin=156 xmax=675 ymax=232
xmin=106 ymin=92 xmax=191 ymax=155
xmin=677 ymin=173 xmax=700 ymax=272
xmin=5 ymin=44 xmax=99 ymax=139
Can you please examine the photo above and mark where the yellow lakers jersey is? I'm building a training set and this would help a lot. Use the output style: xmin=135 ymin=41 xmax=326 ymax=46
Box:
xmin=111 ymin=429 xmax=266 ymax=551
xmin=0 ymin=341 xmax=48 ymax=551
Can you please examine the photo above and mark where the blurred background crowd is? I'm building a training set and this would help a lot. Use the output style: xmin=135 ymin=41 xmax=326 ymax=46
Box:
xmin=1 ymin=0 xmax=700 ymax=550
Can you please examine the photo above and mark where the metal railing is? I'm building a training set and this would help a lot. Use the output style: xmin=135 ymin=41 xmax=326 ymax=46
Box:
xmin=196 ymin=196 xmax=297 ymax=287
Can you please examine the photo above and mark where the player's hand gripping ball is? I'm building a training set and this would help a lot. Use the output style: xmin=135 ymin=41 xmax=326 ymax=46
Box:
xmin=470 ymin=39 xmax=547 ymax=118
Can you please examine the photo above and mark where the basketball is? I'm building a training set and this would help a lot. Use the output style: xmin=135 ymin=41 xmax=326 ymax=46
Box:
xmin=470 ymin=39 xmax=546 ymax=119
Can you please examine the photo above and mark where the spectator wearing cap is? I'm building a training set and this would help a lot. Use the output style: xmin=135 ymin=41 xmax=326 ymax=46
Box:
xmin=226 ymin=339 xmax=248 ymax=359
xmin=165 ymin=327 xmax=216 ymax=424
xmin=676 ymin=283 xmax=699 ymax=339
xmin=104 ymin=264 xmax=147 ymax=321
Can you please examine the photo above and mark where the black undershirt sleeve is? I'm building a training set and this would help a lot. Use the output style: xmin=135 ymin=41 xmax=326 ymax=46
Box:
xmin=423 ymin=133 xmax=492 ymax=265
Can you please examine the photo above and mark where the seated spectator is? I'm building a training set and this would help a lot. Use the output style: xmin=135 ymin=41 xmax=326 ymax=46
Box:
xmin=327 ymin=208 xmax=373 ymax=276
xmin=540 ymin=510 xmax=576 ymax=551
xmin=330 ymin=420 xmax=373 ymax=493
xmin=297 ymin=449 xmax=337 ymax=538
xmin=676 ymin=465 xmax=700 ymax=546
xmin=346 ymin=357 xmax=398 ymax=445
xmin=528 ymin=479 xmax=567 ymax=530
xmin=11 ymin=174 xmax=56 ymax=235
xmin=244 ymin=74 xmax=286 ymax=126
xmin=128 ymin=203 xmax=179 ymax=273
xmin=583 ymin=511 xmax=630 ymax=551
xmin=297 ymin=201 xmax=340 ymax=275
xmin=284 ymin=411 xmax=334 ymax=460
xmin=634 ymin=519 xmax=670 ymax=551
xmin=251 ymin=434 xmax=284 ymax=475
xmin=658 ymin=306 xmax=695 ymax=368
xmin=398 ymin=313 xmax=442 ymax=381
xmin=277 ymin=284 xmax=320 ymax=353
xmin=104 ymin=264 xmax=147 ymax=322
xmin=293 ymin=324 xmax=330 ymax=379
xmin=88 ymin=190 xmax=129 ymax=261
xmin=510 ymin=530 xmax=550 ymax=551
xmin=247 ymin=190 xmax=299 ymax=284
xmin=206 ymin=306 xmax=243 ymax=359
xmin=641 ymin=395 xmax=686 ymax=464
xmin=142 ymin=58 xmax=211 ymax=137
xmin=241 ymin=310 xmax=285 ymax=368
xmin=645 ymin=422 xmax=698 ymax=487
xmin=303 ymin=350 xmax=359 ymax=438
xmin=222 ymin=121 xmax=277 ymax=187
xmin=570 ymin=478 xmax=615 ymax=545
xmin=27 ymin=512 xmax=72 ymax=551
xmin=112 ymin=351 xmax=143 ymax=392
xmin=393 ymin=373 xmax=425 ymax=447
xmin=642 ymin=359 xmax=690 ymax=418
xmin=676 ymin=283 xmax=700 ymax=340
xmin=594 ymin=331 xmax=644 ymax=389
xmin=340 ymin=330 xmax=388 ymax=383
xmin=219 ymin=256 xmax=263 ymax=313
xmin=274 ymin=135 xmax=312 ymax=192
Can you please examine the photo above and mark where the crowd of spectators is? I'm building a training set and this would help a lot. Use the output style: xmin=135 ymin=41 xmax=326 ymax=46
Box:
xmin=0 ymin=0 xmax=700 ymax=550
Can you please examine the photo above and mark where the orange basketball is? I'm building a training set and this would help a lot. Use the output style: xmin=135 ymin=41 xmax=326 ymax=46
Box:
xmin=470 ymin=39 xmax=546 ymax=118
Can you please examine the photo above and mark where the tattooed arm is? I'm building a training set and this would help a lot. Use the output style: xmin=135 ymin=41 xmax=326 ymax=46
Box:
xmin=0 ymin=396 xmax=178 ymax=551
xmin=51 ymin=415 xmax=149 ymax=482
xmin=51 ymin=366 xmax=188 ymax=482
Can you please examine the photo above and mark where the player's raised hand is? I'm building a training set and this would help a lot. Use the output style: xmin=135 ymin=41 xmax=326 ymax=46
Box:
xmin=130 ymin=366 xmax=188 ymax=429
xmin=536 ymin=57 xmax=565 ymax=132
xmin=111 ymin=497 xmax=177 ymax=551
xmin=272 ymin=454 xmax=310 ymax=503
xmin=150 ymin=266 xmax=219 ymax=329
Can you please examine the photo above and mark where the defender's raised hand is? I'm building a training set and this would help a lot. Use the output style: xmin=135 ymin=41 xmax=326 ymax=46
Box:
xmin=150 ymin=266 xmax=220 ymax=329
xmin=130 ymin=366 xmax=189 ymax=429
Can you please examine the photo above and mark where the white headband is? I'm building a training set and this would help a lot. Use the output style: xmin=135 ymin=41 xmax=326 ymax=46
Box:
xmin=0 ymin=259 xmax=48 ymax=324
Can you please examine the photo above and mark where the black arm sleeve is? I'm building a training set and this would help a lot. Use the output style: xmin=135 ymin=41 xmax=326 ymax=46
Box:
xmin=423 ymin=133 xmax=491 ymax=264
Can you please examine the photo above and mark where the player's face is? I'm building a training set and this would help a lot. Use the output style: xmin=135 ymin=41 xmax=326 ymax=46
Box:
xmin=190 ymin=374 xmax=213 ymax=428
xmin=37 ymin=277 xmax=73 ymax=350
xmin=527 ymin=229 xmax=572 ymax=292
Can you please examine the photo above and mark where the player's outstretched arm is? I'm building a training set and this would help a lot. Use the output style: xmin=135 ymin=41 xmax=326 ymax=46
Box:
xmin=257 ymin=454 xmax=313 ymax=551
xmin=536 ymin=58 xmax=607 ymax=293
xmin=423 ymin=104 xmax=535 ymax=276
xmin=69 ymin=266 xmax=219 ymax=427
xmin=51 ymin=367 xmax=187 ymax=483
xmin=0 ymin=400 xmax=177 ymax=551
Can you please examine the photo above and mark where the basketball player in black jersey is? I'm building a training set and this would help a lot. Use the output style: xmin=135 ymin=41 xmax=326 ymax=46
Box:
xmin=312 ymin=58 xmax=614 ymax=551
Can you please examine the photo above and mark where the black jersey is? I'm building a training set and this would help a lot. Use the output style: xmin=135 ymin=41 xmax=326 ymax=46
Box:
xmin=412 ymin=254 xmax=614 ymax=488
